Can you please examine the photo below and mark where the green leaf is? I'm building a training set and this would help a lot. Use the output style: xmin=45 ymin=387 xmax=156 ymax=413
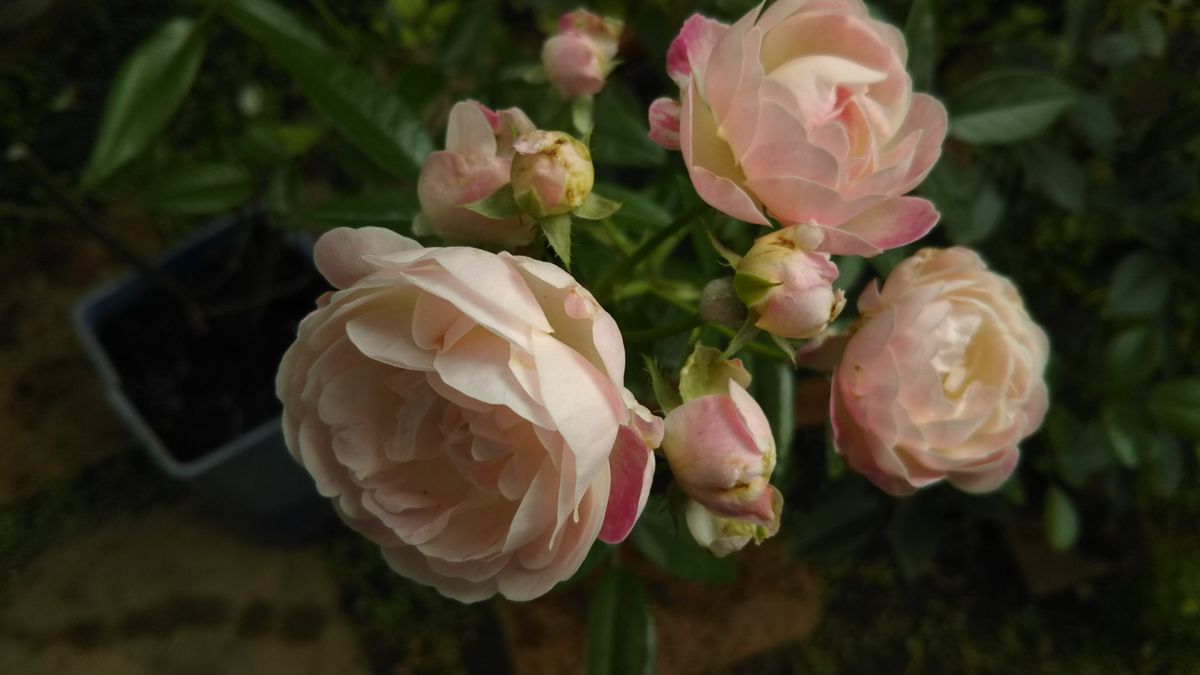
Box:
xmin=919 ymin=158 xmax=1005 ymax=245
xmin=540 ymin=214 xmax=573 ymax=269
xmin=949 ymin=71 xmax=1077 ymax=145
xmin=1103 ymin=323 xmax=1161 ymax=391
xmin=573 ymin=192 xmax=622 ymax=220
xmin=886 ymin=497 xmax=941 ymax=579
xmin=141 ymin=162 xmax=254 ymax=215
xmin=214 ymin=0 xmax=433 ymax=178
xmin=1133 ymin=7 xmax=1166 ymax=58
xmin=630 ymin=505 xmax=737 ymax=583
xmin=466 ymin=185 xmax=521 ymax=220
xmin=643 ymin=356 xmax=682 ymax=413
xmin=81 ymin=17 xmax=208 ymax=189
xmin=206 ymin=0 xmax=327 ymax=51
xmin=1149 ymin=379 xmax=1200 ymax=441
xmin=1102 ymin=403 xmax=1146 ymax=469
xmin=1088 ymin=32 xmax=1141 ymax=67
xmin=303 ymin=191 xmax=420 ymax=227
xmin=1044 ymin=485 xmax=1080 ymax=552
xmin=1105 ymin=251 xmax=1171 ymax=318
xmin=903 ymin=0 xmax=937 ymax=91
xmin=1047 ymin=410 xmax=1111 ymax=488
xmin=1019 ymin=142 xmax=1085 ymax=213
xmin=585 ymin=568 xmax=656 ymax=675
xmin=1070 ymin=93 xmax=1121 ymax=154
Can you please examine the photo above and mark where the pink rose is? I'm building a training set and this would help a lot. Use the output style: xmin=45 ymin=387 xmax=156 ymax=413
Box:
xmin=542 ymin=9 xmax=623 ymax=98
xmin=416 ymin=100 xmax=536 ymax=247
xmin=661 ymin=356 xmax=778 ymax=527
xmin=277 ymin=227 xmax=660 ymax=601
xmin=649 ymin=1 xmax=948 ymax=256
xmin=830 ymin=247 xmax=1050 ymax=496
xmin=734 ymin=224 xmax=846 ymax=339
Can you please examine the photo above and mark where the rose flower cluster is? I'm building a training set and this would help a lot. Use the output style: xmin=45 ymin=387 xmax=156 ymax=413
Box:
xmin=276 ymin=1 xmax=1049 ymax=602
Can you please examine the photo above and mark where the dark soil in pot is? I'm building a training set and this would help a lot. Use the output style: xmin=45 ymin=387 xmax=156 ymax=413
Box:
xmin=94 ymin=216 xmax=326 ymax=463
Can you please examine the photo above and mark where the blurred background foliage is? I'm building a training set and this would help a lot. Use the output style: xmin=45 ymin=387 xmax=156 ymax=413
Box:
xmin=2 ymin=0 xmax=1200 ymax=672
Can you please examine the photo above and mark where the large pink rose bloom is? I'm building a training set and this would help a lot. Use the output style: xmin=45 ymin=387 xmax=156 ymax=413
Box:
xmin=649 ymin=0 xmax=948 ymax=256
xmin=277 ymin=227 xmax=660 ymax=602
xmin=417 ymin=100 xmax=536 ymax=248
xmin=830 ymin=247 xmax=1050 ymax=496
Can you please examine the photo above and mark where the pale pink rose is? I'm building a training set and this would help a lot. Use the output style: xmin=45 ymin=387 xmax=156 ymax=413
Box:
xmin=510 ymin=131 xmax=594 ymax=218
xmin=662 ymin=378 xmax=777 ymax=526
xmin=735 ymin=224 xmax=846 ymax=339
xmin=830 ymin=247 xmax=1050 ymax=496
xmin=542 ymin=9 xmax=622 ymax=98
xmin=277 ymin=227 xmax=660 ymax=602
xmin=417 ymin=100 xmax=536 ymax=247
xmin=650 ymin=1 xmax=949 ymax=256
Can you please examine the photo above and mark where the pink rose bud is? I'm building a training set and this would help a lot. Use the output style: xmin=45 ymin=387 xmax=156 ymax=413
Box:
xmin=542 ymin=9 xmax=622 ymax=98
xmin=735 ymin=224 xmax=845 ymax=339
xmin=652 ymin=3 xmax=949 ymax=257
xmin=684 ymin=490 xmax=782 ymax=557
xmin=417 ymin=100 xmax=536 ymax=247
xmin=662 ymin=376 xmax=778 ymax=527
xmin=831 ymin=247 xmax=1051 ymax=496
xmin=510 ymin=131 xmax=594 ymax=218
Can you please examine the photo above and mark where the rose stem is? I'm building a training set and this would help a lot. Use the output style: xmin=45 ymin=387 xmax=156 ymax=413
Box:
xmin=592 ymin=203 xmax=708 ymax=302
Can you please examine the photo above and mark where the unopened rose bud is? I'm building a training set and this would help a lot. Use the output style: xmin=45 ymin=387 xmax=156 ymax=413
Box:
xmin=417 ymin=100 xmax=536 ymax=247
xmin=542 ymin=9 xmax=622 ymax=98
xmin=510 ymin=131 xmax=594 ymax=218
xmin=734 ymin=224 xmax=845 ymax=339
xmin=698 ymin=277 xmax=748 ymax=327
xmin=662 ymin=377 xmax=777 ymax=526
xmin=685 ymin=491 xmax=782 ymax=557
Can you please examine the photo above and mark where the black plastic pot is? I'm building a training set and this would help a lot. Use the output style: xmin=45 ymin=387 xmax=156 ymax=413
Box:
xmin=73 ymin=216 xmax=333 ymax=544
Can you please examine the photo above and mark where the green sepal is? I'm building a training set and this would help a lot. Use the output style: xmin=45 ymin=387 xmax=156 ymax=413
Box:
xmin=643 ymin=355 xmax=683 ymax=414
xmin=679 ymin=344 xmax=752 ymax=402
xmin=733 ymin=271 xmax=779 ymax=307
xmin=720 ymin=314 xmax=762 ymax=361
xmin=572 ymin=192 xmax=623 ymax=220
xmin=705 ymin=228 xmax=742 ymax=267
xmin=539 ymin=214 xmax=573 ymax=269
xmin=465 ymin=184 xmax=521 ymax=220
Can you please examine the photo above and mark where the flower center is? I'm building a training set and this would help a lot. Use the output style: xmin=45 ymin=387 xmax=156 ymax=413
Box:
xmin=931 ymin=311 xmax=982 ymax=398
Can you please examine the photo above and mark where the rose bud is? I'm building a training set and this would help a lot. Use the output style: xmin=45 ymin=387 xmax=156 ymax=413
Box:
xmin=684 ymin=490 xmax=782 ymax=557
xmin=510 ymin=131 xmax=595 ymax=218
xmin=734 ymin=224 xmax=845 ymax=339
xmin=542 ymin=9 xmax=622 ymax=98
xmin=662 ymin=358 xmax=778 ymax=527
xmin=417 ymin=100 xmax=536 ymax=247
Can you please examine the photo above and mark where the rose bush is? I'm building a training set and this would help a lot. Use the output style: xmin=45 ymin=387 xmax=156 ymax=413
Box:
xmin=416 ymin=100 xmax=536 ymax=247
xmin=830 ymin=247 xmax=1050 ymax=495
xmin=649 ymin=0 xmax=948 ymax=256
xmin=277 ymin=227 xmax=660 ymax=601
